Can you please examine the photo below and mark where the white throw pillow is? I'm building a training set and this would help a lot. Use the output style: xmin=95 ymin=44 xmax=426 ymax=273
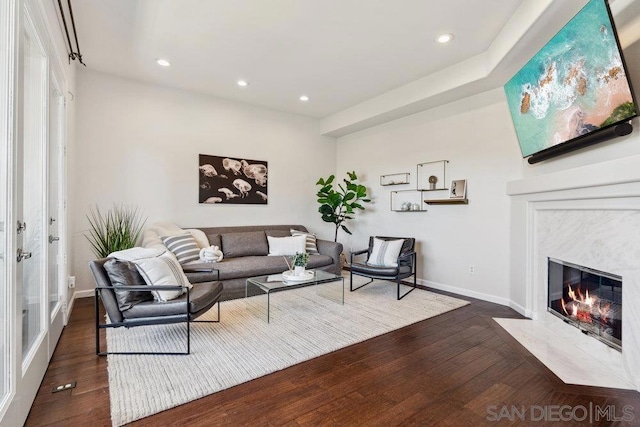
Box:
xmin=267 ymin=235 xmax=306 ymax=256
xmin=366 ymin=238 xmax=404 ymax=267
xmin=134 ymin=251 xmax=192 ymax=302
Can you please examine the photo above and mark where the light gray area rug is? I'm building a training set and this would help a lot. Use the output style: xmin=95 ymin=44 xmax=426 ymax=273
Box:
xmin=107 ymin=277 xmax=469 ymax=426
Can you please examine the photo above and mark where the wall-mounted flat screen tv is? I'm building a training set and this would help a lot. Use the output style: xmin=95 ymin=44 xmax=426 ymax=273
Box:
xmin=504 ymin=0 xmax=637 ymax=160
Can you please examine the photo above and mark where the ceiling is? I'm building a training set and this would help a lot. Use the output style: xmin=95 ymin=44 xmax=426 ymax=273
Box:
xmin=70 ymin=0 xmax=640 ymax=134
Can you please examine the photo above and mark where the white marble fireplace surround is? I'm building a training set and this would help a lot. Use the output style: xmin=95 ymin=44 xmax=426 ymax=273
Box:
xmin=506 ymin=154 xmax=640 ymax=392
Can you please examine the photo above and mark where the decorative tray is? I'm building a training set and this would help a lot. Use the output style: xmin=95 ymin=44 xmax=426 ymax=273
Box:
xmin=282 ymin=270 xmax=314 ymax=282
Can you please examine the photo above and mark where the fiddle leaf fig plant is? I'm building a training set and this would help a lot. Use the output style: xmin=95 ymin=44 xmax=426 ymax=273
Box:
xmin=316 ymin=171 xmax=371 ymax=242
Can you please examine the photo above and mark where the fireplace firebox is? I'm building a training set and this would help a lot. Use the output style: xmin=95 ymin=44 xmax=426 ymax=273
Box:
xmin=547 ymin=258 xmax=622 ymax=350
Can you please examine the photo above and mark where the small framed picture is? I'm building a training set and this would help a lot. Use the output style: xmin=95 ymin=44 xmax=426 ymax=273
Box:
xmin=449 ymin=179 xmax=467 ymax=199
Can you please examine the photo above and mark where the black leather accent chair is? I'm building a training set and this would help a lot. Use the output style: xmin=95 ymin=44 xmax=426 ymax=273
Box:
xmin=90 ymin=258 xmax=223 ymax=356
xmin=350 ymin=236 xmax=417 ymax=300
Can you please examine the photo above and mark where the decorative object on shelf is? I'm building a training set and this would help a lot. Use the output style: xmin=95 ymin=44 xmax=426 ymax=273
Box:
xmin=428 ymin=175 xmax=437 ymax=190
xmin=380 ymin=172 xmax=410 ymax=186
xmin=85 ymin=204 xmax=146 ymax=258
xmin=199 ymin=154 xmax=268 ymax=205
xmin=316 ymin=171 xmax=371 ymax=241
xmin=417 ymin=160 xmax=448 ymax=191
xmin=391 ymin=190 xmax=426 ymax=212
xmin=449 ymin=179 xmax=467 ymax=199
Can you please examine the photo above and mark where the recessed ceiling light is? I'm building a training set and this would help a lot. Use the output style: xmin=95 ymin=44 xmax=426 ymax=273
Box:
xmin=237 ymin=80 xmax=249 ymax=87
xmin=299 ymin=95 xmax=310 ymax=102
xmin=436 ymin=33 xmax=454 ymax=44
xmin=155 ymin=58 xmax=171 ymax=67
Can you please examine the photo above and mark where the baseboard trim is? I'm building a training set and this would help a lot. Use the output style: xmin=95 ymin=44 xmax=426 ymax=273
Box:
xmin=74 ymin=289 xmax=94 ymax=299
xmin=417 ymin=278 xmax=511 ymax=307
xmin=508 ymin=300 xmax=532 ymax=318
xmin=344 ymin=268 xmax=524 ymax=313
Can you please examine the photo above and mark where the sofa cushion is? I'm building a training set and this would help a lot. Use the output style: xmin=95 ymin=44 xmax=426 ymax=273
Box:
xmin=265 ymin=229 xmax=291 ymax=238
xmin=123 ymin=281 xmax=223 ymax=319
xmin=221 ymin=231 xmax=268 ymax=258
xmin=267 ymin=235 xmax=306 ymax=256
xmin=213 ymin=254 xmax=333 ymax=280
xmin=206 ymin=233 xmax=222 ymax=248
xmin=103 ymin=259 xmax=154 ymax=311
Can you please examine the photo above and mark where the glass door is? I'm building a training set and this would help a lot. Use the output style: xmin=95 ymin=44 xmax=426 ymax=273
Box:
xmin=47 ymin=74 xmax=65 ymax=354
xmin=19 ymin=8 xmax=46 ymax=363
xmin=1 ymin=2 xmax=67 ymax=424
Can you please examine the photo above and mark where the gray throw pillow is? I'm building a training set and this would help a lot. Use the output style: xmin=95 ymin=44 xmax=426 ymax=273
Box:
xmin=103 ymin=259 xmax=153 ymax=311
xmin=221 ymin=231 xmax=268 ymax=258
xmin=206 ymin=233 xmax=222 ymax=248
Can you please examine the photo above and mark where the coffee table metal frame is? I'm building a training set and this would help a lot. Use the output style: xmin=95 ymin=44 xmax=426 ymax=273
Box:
xmin=245 ymin=269 xmax=344 ymax=323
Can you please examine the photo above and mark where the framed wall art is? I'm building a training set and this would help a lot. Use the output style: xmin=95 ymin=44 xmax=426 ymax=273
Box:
xmin=199 ymin=154 xmax=268 ymax=204
xmin=449 ymin=179 xmax=467 ymax=199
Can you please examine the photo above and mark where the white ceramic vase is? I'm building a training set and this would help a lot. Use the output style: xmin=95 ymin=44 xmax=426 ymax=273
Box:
xmin=294 ymin=266 xmax=305 ymax=276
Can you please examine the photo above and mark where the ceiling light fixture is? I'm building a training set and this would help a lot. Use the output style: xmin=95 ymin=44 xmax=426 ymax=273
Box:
xmin=155 ymin=58 xmax=171 ymax=67
xmin=436 ymin=33 xmax=454 ymax=44
xmin=237 ymin=80 xmax=249 ymax=87
xmin=299 ymin=95 xmax=310 ymax=102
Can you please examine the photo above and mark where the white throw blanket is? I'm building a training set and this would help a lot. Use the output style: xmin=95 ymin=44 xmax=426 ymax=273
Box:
xmin=141 ymin=222 xmax=210 ymax=253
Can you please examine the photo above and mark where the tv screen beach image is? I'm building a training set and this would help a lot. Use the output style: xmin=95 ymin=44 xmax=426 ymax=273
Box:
xmin=504 ymin=0 xmax=636 ymax=157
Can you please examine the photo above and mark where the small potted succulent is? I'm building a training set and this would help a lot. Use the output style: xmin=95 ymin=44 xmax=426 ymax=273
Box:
xmin=291 ymin=252 xmax=309 ymax=276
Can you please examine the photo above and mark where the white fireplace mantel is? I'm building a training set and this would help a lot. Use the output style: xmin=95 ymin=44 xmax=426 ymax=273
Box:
xmin=505 ymin=154 xmax=640 ymax=391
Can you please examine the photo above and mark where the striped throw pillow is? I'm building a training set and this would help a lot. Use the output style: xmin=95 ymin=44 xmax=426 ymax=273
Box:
xmin=135 ymin=251 xmax=192 ymax=302
xmin=367 ymin=238 xmax=404 ymax=267
xmin=161 ymin=233 xmax=200 ymax=265
xmin=290 ymin=229 xmax=319 ymax=255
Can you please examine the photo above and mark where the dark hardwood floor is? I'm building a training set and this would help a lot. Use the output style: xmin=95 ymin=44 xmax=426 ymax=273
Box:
xmin=25 ymin=289 xmax=640 ymax=426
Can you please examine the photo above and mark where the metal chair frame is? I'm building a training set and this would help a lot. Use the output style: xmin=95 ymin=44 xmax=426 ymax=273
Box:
xmin=350 ymin=246 xmax=417 ymax=300
xmin=95 ymin=284 xmax=220 ymax=356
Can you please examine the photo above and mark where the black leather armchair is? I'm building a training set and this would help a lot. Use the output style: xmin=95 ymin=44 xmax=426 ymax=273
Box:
xmin=350 ymin=236 xmax=417 ymax=300
xmin=90 ymin=258 xmax=223 ymax=356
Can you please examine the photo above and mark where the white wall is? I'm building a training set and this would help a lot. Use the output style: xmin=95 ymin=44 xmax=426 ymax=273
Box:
xmin=336 ymin=89 xmax=522 ymax=304
xmin=72 ymin=69 xmax=336 ymax=294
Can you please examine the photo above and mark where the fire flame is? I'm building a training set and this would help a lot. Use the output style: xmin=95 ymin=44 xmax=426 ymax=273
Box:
xmin=561 ymin=285 xmax=610 ymax=325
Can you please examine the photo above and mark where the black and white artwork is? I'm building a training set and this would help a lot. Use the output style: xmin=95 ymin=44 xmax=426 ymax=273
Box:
xmin=449 ymin=179 xmax=467 ymax=199
xmin=199 ymin=154 xmax=268 ymax=204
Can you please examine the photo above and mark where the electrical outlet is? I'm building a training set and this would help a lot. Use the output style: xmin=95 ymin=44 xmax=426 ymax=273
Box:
xmin=469 ymin=265 xmax=475 ymax=275
xmin=52 ymin=381 xmax=76 ymax=393
xmin=68 ymin=276 xmax=75 ymax=288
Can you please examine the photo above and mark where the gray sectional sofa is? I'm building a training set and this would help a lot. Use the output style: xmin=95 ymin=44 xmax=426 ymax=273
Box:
xmin=181 ymin=224 xmax=343 ymax=301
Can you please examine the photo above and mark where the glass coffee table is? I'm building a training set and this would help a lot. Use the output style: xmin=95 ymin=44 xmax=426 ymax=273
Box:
xmin=245 ymin=269 xmax=344 ymax=323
